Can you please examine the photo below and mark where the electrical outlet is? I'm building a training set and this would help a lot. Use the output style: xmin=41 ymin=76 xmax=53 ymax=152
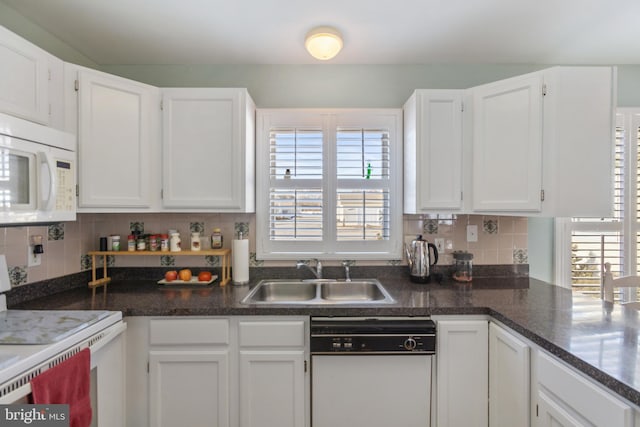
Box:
xmin=434 ymin=238 xmax=445 ymax=253
xmin=27 ymin=246 xmax=41 ymax=267
xmin=466 ymin=225 xmax=478 ymax=242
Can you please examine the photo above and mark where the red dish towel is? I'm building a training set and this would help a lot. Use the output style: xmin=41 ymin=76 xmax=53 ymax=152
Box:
xmin=30 ymin=347 xmax=92 ymax=427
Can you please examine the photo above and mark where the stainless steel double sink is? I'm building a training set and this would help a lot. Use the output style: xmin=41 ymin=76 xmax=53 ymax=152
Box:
xmin=240 ymin=279 xmax=395 ymax=305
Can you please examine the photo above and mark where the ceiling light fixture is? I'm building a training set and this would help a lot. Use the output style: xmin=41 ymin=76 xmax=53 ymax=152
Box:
xmin=305 ymin=26 xmax=343 ymax=60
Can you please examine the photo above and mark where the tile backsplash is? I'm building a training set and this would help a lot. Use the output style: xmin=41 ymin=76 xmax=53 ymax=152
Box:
xmin=0 ymin=213 xmax=527 ymax=287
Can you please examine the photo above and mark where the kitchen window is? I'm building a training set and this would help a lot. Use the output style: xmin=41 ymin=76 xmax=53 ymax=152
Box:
xmin=556 ymin=108 xmax=639 ymax=302
xmin=256 ymin=109 xmax=403 ymax=260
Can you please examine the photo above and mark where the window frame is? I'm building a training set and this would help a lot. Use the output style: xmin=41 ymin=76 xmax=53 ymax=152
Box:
xmin=256 ymin=108 xmax=403 ymax=260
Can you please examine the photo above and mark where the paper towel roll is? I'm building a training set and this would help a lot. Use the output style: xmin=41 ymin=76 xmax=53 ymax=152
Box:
xmin=232 ymin=239 xmax=250 ymax=285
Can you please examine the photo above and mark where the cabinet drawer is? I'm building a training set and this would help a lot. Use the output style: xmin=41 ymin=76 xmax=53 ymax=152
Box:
xmin=239 ymin=320 xmax=305 ymax=348
xmin=149 ymin=318 xmax=229 ymax=345
xmin=537 ymin=352 xmax=632 ymax=427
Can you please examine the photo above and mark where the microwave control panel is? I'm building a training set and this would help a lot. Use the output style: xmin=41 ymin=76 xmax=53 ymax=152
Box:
xmin=55 ymin=160 xmax=74 ymax=211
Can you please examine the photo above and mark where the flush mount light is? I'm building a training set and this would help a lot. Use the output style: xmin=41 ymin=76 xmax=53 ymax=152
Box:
xmin=305 ymin=26 xmax=343 ymax=60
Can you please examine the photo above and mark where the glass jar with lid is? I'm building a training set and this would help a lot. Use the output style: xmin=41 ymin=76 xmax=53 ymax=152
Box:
xmin=452 ymin=251 xmax=473 ymax=282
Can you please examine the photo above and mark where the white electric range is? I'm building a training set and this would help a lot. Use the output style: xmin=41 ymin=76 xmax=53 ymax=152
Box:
xmin=0 ymin=254 xmax=126 ymax=426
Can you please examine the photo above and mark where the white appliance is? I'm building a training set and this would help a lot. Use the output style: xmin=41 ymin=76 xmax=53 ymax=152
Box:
xmin=311 ymin=317 xmax=436 ymax=427
xmin=0 ymin=112 xmax=76 ymax=224
xmin=0 ymin=255 xmax=126 ymax=427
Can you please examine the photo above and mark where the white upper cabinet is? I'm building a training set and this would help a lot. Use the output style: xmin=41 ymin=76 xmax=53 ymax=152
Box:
xmin=0 ymin=25 xmax=57 ymax=126
xmin=404 ymin=90 xmax=465 ymax=213
xmin=469 ymin=66 xmax=615 ymax=216
xmin=541 ymin=66 xmax=616 ymax=217
xmin=472 ymin=73 xmax=544 ymax=213
xmin=161 ymin=88 xmax=255 ymax=212
xmin=73 ymin=65 xmax=160 ymax=210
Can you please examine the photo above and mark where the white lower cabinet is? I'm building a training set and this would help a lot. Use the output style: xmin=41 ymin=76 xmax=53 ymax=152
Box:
xmin=535 ymin=351 xmax=633 ymax=427
xmin=125 ymin=316 xmax=308 ymax=427
xmin=239 ymin=351 xmax=306 ymax=427
xmin=149 ymin=350 xmax=230 ymax=427
xmin=489 ymin=322 xmax=530 ymax=427
xmin=238 ymin=319 xmax=308 ymax=427
xmin=147 ymin=318 xmax=231 ymax=427
xmin=537 ymin=389 xmax=586 ymax=427
xmin=436 ymin=319 xmax=489 ymax=427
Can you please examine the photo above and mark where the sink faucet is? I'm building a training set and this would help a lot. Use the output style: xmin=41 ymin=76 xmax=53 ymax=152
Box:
xmin=296 ymin=259 xmax=323 ymax=279
xmin=342 ymin=260 xmax=352 ymax=282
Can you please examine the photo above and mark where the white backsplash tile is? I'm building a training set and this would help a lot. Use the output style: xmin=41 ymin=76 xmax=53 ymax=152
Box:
xmin=0 ymin=212 xmax=528 ymax=286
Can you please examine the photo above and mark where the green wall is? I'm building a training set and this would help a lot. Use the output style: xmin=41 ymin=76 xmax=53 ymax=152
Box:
xmin=3 ymin=6 xmax=640 ymax=283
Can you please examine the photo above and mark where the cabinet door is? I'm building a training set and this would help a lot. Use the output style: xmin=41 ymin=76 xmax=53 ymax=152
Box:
xmin=542 ymin=67 xmax=616 ymax=217
xmin=537 ymin=390 xmax=586 ymax=427
xmin=149 ymin=350 xmax=229 ymax=427
xmin=404 ymin=90 xmax=464 ymax=212
xmin=436 ymin=320 xmax=488 ymax=427
xmin=239 ymin=350 xmax=306 ymax=427
xmin=472 ymin=74 xmax=543 ymax=212
xmin=78 ymin=68 xmax=158 ymax=208
xmin=0 ymin=26 xmax=50 ymax=124
xmin=161 ymin=88 xmax=255 ymax=211
xmin=489 ymin=323 xmax=530 ymax=427
xmin=537 ymin=351 xmax=633 ymax=427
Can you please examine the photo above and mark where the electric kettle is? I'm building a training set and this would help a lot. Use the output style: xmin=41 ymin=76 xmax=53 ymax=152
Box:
xmin=404 ymin=235 xmax=439 ymax=283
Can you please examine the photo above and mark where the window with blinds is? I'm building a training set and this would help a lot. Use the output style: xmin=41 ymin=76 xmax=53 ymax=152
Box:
xmin=269 ymin=129 xmax=323 ymax=241
xmin=567 ymin=109 xmax=640 ymax=302
xmin=256 ymin=109 xmax=402 ymax=260
xmin=336 ymin=129 xmax=390 ymax=241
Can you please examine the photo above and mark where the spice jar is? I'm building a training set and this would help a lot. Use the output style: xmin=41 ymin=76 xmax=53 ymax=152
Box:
xmin=111 ymin=235 xmax=121 ymax=251
xmin=127 ymin=235 xmax=136 ymax=252
xmin=452 ymin=251 xmax=473 ymax=282
xmin=136 ymin=236 xmax=146 ymax=251
xmin=211 ymin=228 xmax=223 ymax=249
xmin=160 ymin=234 xmax=169 ymax=252
xmin=191 ymin=232 xmax=201 ymax=251
xmin=149 ymin=234 xmax=159 ymax=251
xmin=170 ymin=232 xmax=181 ymax=252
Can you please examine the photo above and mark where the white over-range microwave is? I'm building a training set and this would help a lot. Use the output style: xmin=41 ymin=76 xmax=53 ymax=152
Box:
xmin=0 ymin=112 xmax=76 ymax=224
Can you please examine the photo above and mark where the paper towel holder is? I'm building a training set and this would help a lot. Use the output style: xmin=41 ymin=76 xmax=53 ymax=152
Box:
xmin=232 ymin=233 xmax=250 ymax=286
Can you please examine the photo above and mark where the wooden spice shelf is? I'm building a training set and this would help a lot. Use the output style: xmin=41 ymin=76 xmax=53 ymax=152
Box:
xmin=87 ymin=249 xmax=232 ymax=296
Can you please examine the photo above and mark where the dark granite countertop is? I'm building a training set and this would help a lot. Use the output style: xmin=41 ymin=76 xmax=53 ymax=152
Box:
xmin=9 ymin=267 xmax=640 ymax=407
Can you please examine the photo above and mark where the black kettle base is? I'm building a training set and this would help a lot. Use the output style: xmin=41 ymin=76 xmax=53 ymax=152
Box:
xmin=410 ymin=275 xmax=433 ymax=284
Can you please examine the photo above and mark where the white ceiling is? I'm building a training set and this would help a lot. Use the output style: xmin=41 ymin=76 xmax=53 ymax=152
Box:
xmin=2 ymin=0 xmax=640 ymax=65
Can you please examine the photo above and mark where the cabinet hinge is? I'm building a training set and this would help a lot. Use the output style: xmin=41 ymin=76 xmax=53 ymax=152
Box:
xmin=542 ymin=83 xmax=547 ymax=96
xmin=536 ymin=404 xmax=539 ymax=417
xmin=461 ymin=191 xmax=463 ymax=201
xmin=76 ymin=185 xmax=79 ymax=197
xmin=540 ymin=189 xmax=545 ymax=202
xmin=48 ymin=69 xmax=52 ymax=81
xmin=160 ymin=189 xmax=163 ymax=199
xmin=461 ymin=101 xmax=464 ymax=112
xmin=147 ymin=362 xmax=150 ymax=373
xmin=304 ymin=360 xmax=307 ymax=373
xmin=74 ymin=79 xmax=79 ymax=92
xmin=160 ymin=100 xmax=163 ymax=111
xmin=48 ymin=104 xmax=52 ymax=116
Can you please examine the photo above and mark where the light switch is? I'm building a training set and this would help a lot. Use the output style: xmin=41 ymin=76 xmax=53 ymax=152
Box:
xmin=466 ymin=225 xmax=478 ymax=242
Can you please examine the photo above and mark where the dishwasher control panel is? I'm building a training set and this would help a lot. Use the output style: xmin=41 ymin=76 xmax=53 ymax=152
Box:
xmin=310 ymin=317 xmax=436 ymax=354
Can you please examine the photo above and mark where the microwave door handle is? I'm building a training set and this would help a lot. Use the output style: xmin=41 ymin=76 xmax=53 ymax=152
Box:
xmin=37 ymin=151 xmax=56 ymax=211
